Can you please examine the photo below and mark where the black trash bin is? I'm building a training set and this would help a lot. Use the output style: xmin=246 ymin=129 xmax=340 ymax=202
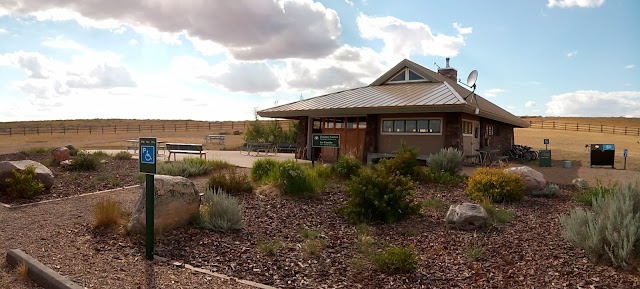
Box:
xmin=590 ymin=144 xmax=615 ymax=168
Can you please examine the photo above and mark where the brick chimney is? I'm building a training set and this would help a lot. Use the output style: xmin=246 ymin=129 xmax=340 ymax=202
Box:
xmin=438 ymin=57 xmax=457 ymax=82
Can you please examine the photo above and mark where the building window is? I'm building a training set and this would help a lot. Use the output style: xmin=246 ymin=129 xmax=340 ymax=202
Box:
xmin=462 ymin=121 xmax=473 ymax=135
xmin=387 ymin=68 xmax=427 ymax=83
xmin=381 ymin=118 xmax=442 ymax=134
xmin=486 ymin=124 xmax=495 ymax=136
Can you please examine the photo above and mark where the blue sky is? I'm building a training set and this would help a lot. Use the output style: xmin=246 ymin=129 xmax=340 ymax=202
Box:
xmin=0 ymin=0 xmax=638 ymax=121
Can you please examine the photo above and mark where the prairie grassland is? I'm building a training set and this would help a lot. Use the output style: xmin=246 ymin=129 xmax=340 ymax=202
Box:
xmin=523 ymin=117 xmax=640 ymax=128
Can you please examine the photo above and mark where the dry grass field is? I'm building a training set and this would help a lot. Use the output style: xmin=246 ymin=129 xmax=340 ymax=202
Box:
xmin=1 ymin=117 xmax=638 ymax=171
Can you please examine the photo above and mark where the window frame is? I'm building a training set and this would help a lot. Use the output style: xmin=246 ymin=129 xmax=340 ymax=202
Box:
xmin=387 ymin=68 xmax=427 ymax=84
xmin=380 ymin=117 xmax=443 ymax=135
xmin=462 ymin=120 xmax=474 ymax=136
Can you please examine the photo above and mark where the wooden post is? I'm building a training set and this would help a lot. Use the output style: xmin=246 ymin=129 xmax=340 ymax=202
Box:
xmin=89 ymin=127 xmax=92 ymax=134
xmin=50 ymin=125 xmax=53 ymax=135
xmin=102 ymin=125 xmax=104 ymax=134
xmin=23 ymin=126 xmax=26 ymax=135
xmin=163 ymin=124 xmax=165 ymax=132
xmin=625 ymin=127 xmax=627 ymax=135
xmin=588 ymin=124 xmax=590 ymax=132
xmin=63 ymin=125 xmax=66 ymax=134
xmin=600 ymin=124 xmax=603 ymax=132
xmin=174 ymin=124 xmax=177 ymax=132
xmin=576 ymin=123 xmax=579 ymax=131
xmin=9 ymin=128 xmax=11 ymax=136
xmin=553 ymin=121 xmax=555 ymax=129
xmin=37 ymin=125 xmax=39 ymax=135
xmin=139 ymin=125 xmax=141 ymax=132
xmin=76 ymin=126 xmax=79 ymax=134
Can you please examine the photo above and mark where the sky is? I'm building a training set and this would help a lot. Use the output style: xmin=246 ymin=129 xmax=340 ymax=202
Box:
xmin=0 ymin=0 xmax=638 ymax=122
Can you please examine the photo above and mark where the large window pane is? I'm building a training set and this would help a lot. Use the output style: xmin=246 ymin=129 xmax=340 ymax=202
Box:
xmin=405 ymin=120 xmax=417 ymax=133
xmin=358 ymin=121 xmax=367 ymax=129
xmin=347 ymin=117 xmax=358 ymax=129
xmin=429 ymin=120 xmax=441 ymax=133
xmin=390 ymin=72 xmax=406 ymax=82
xmin=408 ymin=70 xmax=424 ymax=81
xmin=335 ymin=118 xmax=344 ymax=129
xmin=417 ymin=120 xmax=429 ymax=133
xmin=383 ymin=120 xmax=393 ymax=132
xmin=394 ymin=120 xmax=405 ymax=132
xmin=324 ymin=118 xmax=334 ymax=129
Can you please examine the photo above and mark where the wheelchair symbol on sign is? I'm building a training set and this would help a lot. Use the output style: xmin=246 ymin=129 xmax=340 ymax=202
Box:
xmin=141 ymin=146 xmax=155 ymax=164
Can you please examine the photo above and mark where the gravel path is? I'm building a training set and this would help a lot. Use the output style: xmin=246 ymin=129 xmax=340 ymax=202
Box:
xmin=0 ymin=187 xmax=256 ymax=289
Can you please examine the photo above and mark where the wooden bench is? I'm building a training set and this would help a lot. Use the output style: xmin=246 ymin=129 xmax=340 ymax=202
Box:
xmin=240 ymin=142 xmax=274 ymax=157
xmin=166 ymin=143 xmax=206 ymax=161
xmin=276 ymin=143 xmax=297 ymax=153
xmin=205 ymin=135 xmax=225 ymax=144
xmin=491 ymin=155 xmax=510 ymax=166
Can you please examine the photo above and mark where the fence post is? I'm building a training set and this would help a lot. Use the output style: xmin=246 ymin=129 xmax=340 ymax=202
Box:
xmin=174 ymin=124 xmax=177 ymax=132
xmin=102 ymin=125 xmax=104 ymax=134
xmin=114 ymin=126 xmax=117 ymax=133
xmin=50 ymin=125 xmax=53 ymax=135
xmin=625 ymin=127 xmax=627 ymax=135
xmin=63 ymin=125 xmax=66 ymax=134
xmin=552 ymin=122 xmax=555 ymax=129
xmin=9 ymin=128 xmax=11 ymax=136
xmin=163 ymin=124 xmax=165 ymax=132
xmin=23 ymin=126 xmax=26 ymax=135
xmin=613 ymin=126 xmax=615 ymax=134
xmin=576 ymin=123 xmax=579 ymax=131
xmin=600 ymin=125 xmax=603 ymax=132
xmin=76 ymin=126 xmax=79 ymax=134
xmin=37 ymin=125 xmax=39 ymax=135
xmin=588 ymin=124 xmax=590 ymax=132
xmin=89 ymin=126 xmax=92 ymax=134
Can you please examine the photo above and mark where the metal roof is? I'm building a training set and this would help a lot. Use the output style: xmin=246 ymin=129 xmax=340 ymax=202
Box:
xmin=259 ymin=59 xmax=529 ymax=128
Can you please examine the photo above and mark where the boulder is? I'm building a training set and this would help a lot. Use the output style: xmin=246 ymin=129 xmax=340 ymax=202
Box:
xmin=127 ymin=175 xmax=201 ymax=235
xmin=64 ymin=144 xmax=76 ymax=151
xmin=572 ymin=178 xmax=589 ymax=190
xmin=445 ymin=203 xmax=489 ymax=231
xmin=60 ymin=160 xmax=74 ymax=169
xmin=0 ymin=160 xmax=54 ymax=189
xmin=504 ymin=166 xmax=546 ymax=192
xmin=52 ymin=147 xmax=70 ymax=163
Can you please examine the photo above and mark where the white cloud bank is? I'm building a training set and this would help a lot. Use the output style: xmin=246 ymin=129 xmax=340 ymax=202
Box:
xmin=547 ymin=0 xmax=605 ymax=8
xmin=525 ymin=101 xmax=537 ymax=108
xmin=567 ymin=50 xmax=578 ymax=58
xmin=625 ymin=64 xmax=636 ymax=69
xmin=546 ymin=90 xmax=640 ymax=117
xmin=483 ymin=88 xmax=505 ymax=98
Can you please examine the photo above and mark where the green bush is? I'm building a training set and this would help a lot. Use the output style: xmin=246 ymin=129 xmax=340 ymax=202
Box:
xmin=113 ymin=151 xmax=132 ymax=160
xmin=266 ymin=160 xmax=324 ymax=197
xmin=427 ymin=147 xmax=464 ymax=175
xmin=381 ymin=142 xmax=421 ymax=180
xmin=91 ymin=151 xmax=111 ymax=160
xmin=481 ymin=199 xmax=515 ymax=224
xmin=576 ymin=181 xmax=616 ymax=206
xmin=157 ymin=158 xmax=231 ymax=177
xmin=199 ymin=188 xmax=244 ymax=232
xmin=207 ymin=168 xmax=254 ymax=194
xmin=341 ymin=165 xmax=420 ymax=224
xmin=334 ymin=154 xmax=362 ymax=179
xmin=244 ymin=119 xmax=297 ymax=144
xmin=532 ymin=183 xmax=560 ymax=197
xmin=372 ymin=245 xmax=417 ymax=273
xmin=71 ymin=152 xmax=101 ymax=171
xmin=251 ymin=158 xmax=280 ymax=184
xmin=466 ymin=168 xmax=526 ymax=203
xmin=3 ymin=165 xmax=45 ymax=199
xmin=417 ymin=168 xmax=467 ymax=185
xmin=560 ymin=181 xmax=640 ymax=269
xmin=20 ymin=147 xmax=50 ymax=155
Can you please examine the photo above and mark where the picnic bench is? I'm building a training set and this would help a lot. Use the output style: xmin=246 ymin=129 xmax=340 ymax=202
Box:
xmin=166 ymin=143 xmax=206 ymax=161
xmin=276 ymin=143 xmax=297 ymax=153
xmin=126 ymin=139 xmax=165 ymax=154
xmin=205 ymin=135 xmax=225 ymax=144
xmin=240 ymin=142 xmax=275 ymax=157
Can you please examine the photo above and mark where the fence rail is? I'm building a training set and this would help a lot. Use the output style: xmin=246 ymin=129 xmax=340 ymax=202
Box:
xmin=0 ymin=120 xmax=294 ymax=137
xmin=527 ymin=120 xmax=640 ymax=136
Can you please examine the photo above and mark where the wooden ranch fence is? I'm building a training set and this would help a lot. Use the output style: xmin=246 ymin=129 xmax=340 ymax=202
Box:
xmin=527 ymin=120 xmax=640 ymax=136
xmin=0 ymin=120 xmax=295 ymax=137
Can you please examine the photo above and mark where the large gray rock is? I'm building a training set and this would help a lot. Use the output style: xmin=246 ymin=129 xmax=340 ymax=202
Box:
xmin=504 ymin=166 xmax=546 ymax=192
xmin=0 ymin=160 xmax=54 ymax=189
xmin=572 ymin=178 xmax=589 ymax=190
xmin=445 ymin=203 xmax=489 ymax=231
xmin=52 ymin=147 xmax=70 ymax=163
xmin=127 ymin=175 xmax=200 ymax=235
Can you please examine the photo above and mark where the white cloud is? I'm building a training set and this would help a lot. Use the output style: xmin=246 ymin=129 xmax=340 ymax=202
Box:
xmin=453 ymin=23 xmax=472 ymax=35
xmin=344 ymin=0 xmax=354 ymax=6
xmin=625 ymin=64 xmax=636 ymax=69
xmin=525 ymin=101 xmax=537 ymax=108
xmin=2 ymin=0 xmax=341 ymax=60
xmin=482 ymin=88 xmax=505 ymax=98
xmin=42 ymin=37 xmax=88 ymax=52
xmin=547 ymin=0 xmax=605 ymax=8
xmin=356 ymin=13 xmax=468 ymax=61
xmin=529 ymin=81 xmax=543 ymax=85
xmin=185 ymin=35 xmax=226 ymax=57
xmin=567 ymin=50 xmax=578 ymax=58
xmin=0 ymin=51 xmax=57 ymax=78
xmin=0 ymin=27 xmax=7 ymax=34
xmin=128 ymin=38 xmax=138 ymax=46
xmin=546 ymin=90 xmax=640 ymax=117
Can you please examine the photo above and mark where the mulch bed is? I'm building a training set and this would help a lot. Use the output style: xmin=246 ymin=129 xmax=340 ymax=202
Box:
xmin=0 ymin=152 xmax=139 ymax=206
xmin=143 ymin=183 xmax=640 ymax=288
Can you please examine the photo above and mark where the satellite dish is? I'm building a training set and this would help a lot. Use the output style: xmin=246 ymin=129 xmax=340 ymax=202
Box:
xmin=466 ymin=70 xmax=478 ymax=88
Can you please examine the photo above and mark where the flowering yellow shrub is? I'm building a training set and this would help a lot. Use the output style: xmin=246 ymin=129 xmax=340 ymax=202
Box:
xmin=466 ymin=168 xmax=525 ymax=202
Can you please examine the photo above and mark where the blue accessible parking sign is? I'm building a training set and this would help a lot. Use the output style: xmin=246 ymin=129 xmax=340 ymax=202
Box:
xmin=141 ymin=146 xmax=155 ymax=164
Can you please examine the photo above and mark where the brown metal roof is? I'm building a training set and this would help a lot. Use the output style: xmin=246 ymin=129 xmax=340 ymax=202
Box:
xmin=258 ymin=59 xmax=529 ymax=128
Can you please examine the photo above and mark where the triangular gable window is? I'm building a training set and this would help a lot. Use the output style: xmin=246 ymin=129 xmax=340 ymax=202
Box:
xmin=387 ymin=68 xmax=427 ymax=83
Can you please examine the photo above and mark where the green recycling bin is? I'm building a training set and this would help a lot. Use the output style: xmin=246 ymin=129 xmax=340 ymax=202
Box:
xmin=539 ymin=150 xmax=551 ymax=167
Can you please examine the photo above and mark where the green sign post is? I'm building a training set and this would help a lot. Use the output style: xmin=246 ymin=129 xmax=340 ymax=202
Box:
xmin=311 ymin=134 xmax=340 ymax=166
xmin=139 ymin=137 xmax=157 ymax=260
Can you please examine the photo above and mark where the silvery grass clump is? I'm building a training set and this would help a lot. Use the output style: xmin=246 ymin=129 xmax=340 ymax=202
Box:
xmin=532 ymin=183 xmax=560 ymax=197
xmin=560 ymin=181 xmax=640 ymax=269
xmin=199 ymin=188 xmax=244 ymax=232
xmin=427 ymin=147 xmax=464 ymax=176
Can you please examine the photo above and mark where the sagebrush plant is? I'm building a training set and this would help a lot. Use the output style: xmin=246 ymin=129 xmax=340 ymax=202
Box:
xmin=334 ymin=154 xmax=362 ymax=179
xmin=71 ymin=152 xmax=101 ymax=171
xmin=466 ymin=168 xmax=526 ymax=203
xmin=371 ymin=245 xmax=417 ymax=273
xmin=417 ymin=167 xmax=467 ymax=185
xmin=4 ymin=165 xmax=45 ymax=199
xmin=207 ymin=168 xmax=254 ymax=194
xmin=560 ymin=181 xmax=640 ymax=269
xmin=250 ymin=158 xmax=280 ymax=184
xmin=266 ymin=160 xmax=324 ymax=197
xmin=91 ymin=150 xmax=111 ymax=160
xmin=199 ymin=188 xmax=244 ymax=232
xmin=113 ymin=151 xmax=133 ymax=160
xmin=532 ymin=183 xmax=560 ymax=197
xmin=157 ymin=158 xmax=231 ymax=177
xmin=341 ymin=165 xmax=420 ymax=224
xmin=381 ymin=142 xmax=421 ymax=180
xmin=93 ymin=197 xmax=125 ymax=229
xmin=20 ymin=147 xmax=50 ymax=155
xmin=576 ymin=180 xmax=616 ymax=206
xmin=427 ymin=147 xmax=464 ymax=175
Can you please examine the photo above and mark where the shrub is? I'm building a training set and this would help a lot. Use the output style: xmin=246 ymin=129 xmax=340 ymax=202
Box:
xmin=157 ymin=158 xmax=231 ymax=177
xmin=466 ymin=168 xmax=526 ymax=203
xmin=381 ymin=142 xmax=421 ymax=180
xmin=251 ymin=158 xmax=280 ymax=184
xmin=421 ymin=197 xmax=447 ymax=212
xmin=576 ymin=181 xmax=616 ymax=206
xmin=427 ymin=147 xmax=464 ymax=175
xmin=266 ymin=160 xmax=324 ymax=197
xmin=257 ymin=240 xmax=283 ymax=256
xmin=71 ymin=152 xmax=101 ymax=171
xmin=341 ymin=165 xmax=420 ymax=224
xmin=467 ymin=245 xmax=484 ymax=261
xmin=532 ymin=183 xmax=560 ymax=197
xmin=334 ymin=154 xmax=362 ymax=179
xmin=91 ymin=150 xmax=111 ymax=160
xmin=3 ymin=165 xmax=45 ymax=199
xmin=207 ymin=168 xmax=254 ymax=194
xmin=113 ymin=151 xmax=132 ymax=160
xmin=199 ymin=188 xmax=244 ymax=232
xmin=20 ymin=147 xmax=50 ymax=155
xmin=481 ymin=199 xmax=514 ymax=224
xmin=560 ymin=181 xmax=640 ymax=269
xmin=417 ymin=168 xmax=467 ymax=185
xmin=371 ymin=245 xmax=417 ymax=273
xmin=302 ymin=239 xmax=326 ymax=256
xmin=93 ymin=198 xmax=125 ymax=228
